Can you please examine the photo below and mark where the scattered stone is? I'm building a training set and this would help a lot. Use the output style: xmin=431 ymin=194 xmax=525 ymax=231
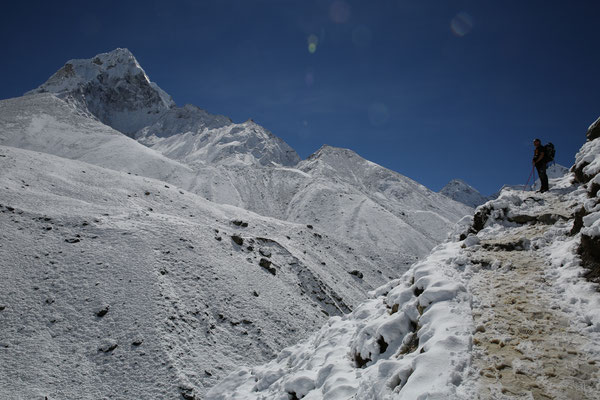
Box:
xmin=96 ymin=305 xmax=110 ymax=317
xmin=131 ymin=339 xmax=143 ymax=346
xmin=232 ymin=220 xmax=248 ymax=227
xmin=252 ymin=291 xmax=259 ymax=297
xmin=98 ymin=340 xmax=118 ymax=353
xmin=306 ymin=224 xmax=313 ymax=229
xmin=64 ymin=238 xmax=80 ymax=243
xmin=475 ymin=325 xmax=486 ymax=333
xmin=231 ymin=235 xmax=244 ymax=246
xmin=259 ymin=248 xmax=271 ymax=258
xmin=259 ymin=258 xmax=276 ymax=275
xmin=144 ymin=191 xmax=150 ymax=196
xmin=215 ymin=236 xmax=222 ymax=241
xmin=0 ymin=305 xmax=5 ymax=311
xmin=349 ymin=270 xmax=364 ymax=279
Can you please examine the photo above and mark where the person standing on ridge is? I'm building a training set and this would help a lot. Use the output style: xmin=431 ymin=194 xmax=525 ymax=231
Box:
xmin=533 ymin=138 xmax=549 ymax=193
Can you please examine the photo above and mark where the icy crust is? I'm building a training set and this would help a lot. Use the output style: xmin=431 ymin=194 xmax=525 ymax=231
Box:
xmin=207 ymin=242 xmax=474 ymax=400
xmin=439 ymin=179 xmax=489 ymax=208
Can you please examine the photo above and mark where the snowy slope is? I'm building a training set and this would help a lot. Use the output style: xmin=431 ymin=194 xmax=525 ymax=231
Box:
xmin=440 ymin=179 xmax=489 ymax=208
xmin=176 ymin=145 xmax=473 ymax=273
xmin=138 ymin=115 xmax=301 ymax=167
xmin=0 ymin=145 xmax=397 ymax=399
xmin=0 ymin=93 xmax=196 ymax=189
xmin=209 ymin=134 xmax=600 ymax=399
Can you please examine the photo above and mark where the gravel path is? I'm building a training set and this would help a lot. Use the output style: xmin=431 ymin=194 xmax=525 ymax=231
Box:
xmin=467 ymin=222 xmax=600 ymax=399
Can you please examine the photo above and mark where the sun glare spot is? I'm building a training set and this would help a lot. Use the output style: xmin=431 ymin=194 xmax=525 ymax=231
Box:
xmin=308 ymin=34 xmax=319 ymax=53
xmin=450 ymin=11 xmax=473 ymax=37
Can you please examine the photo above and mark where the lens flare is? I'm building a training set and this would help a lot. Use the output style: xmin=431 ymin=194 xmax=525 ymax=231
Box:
xmin=307 ymin=34 xmax=319 ymax=53
xmin=330 ymin=0 xmax=351 ymax=24
xmin=450 ymin=11 xmax=473 ymax=37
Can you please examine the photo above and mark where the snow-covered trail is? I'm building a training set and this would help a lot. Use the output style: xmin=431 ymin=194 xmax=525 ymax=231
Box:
xmin=463 ymin=192 xmax=600 ymax=399
xmin=208 ymin=183 xmax=600 ymax=400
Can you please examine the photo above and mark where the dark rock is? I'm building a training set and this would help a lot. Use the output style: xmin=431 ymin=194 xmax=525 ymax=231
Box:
xmin=64 ymin=238 xmax=80 ymax=243
xmin=471 ymin=206 xmax=492 ymax=234
xmin=570 ymin=207 xmax=587 ymax=236
xmin=144 ymin=191 xmax=150 ymax=196
xmin=259 ymin=258 xmax=276 ymax=275
xmin=231 ymin=235 xmax=244 ymax=246
xmin=306 ymin=224 xmax=313 ymax=229
xmin=579 ymin=233 xmax=600 ymax=287
xmin=96 ymin=305 xmax=110 ymax=317
xmin=232 ymin=220 xmax=248 ymax=227
xmin=252 ymin=291 xmax=259 ymax=297
xmin=413 ymin=286 xmax=424 ymax=296
xmin=349 ymin=270 xmax=363 ymax=279
xmin=246 ymin=245 xmax=254 ymax=251
xmin=377 ymin=336 xmax=388 ymax=354
xmin=215 ymin=236 xmax=222 ymax=241
xmin=587 ymin=117 xmax=600 ymax=141
xmin=132 ymin=339 xmax=143 ymax=346
xmin=98 ymin=342 xmax=118 ymax=353
xmin=353 ymin=351 xmax=371 ymax=368
xmin=0 ymin=305 xmax=5 ymax=311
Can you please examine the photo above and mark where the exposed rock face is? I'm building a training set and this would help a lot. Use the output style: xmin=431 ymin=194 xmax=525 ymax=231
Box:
xmin=27 ymin=48 xmax=175 ymax=135
xmin=27 ymin=48 xmax=302 ymax=167
xmin=587 ymin=116 xmax=600 ymax=141
xmin=572 ymin=117 xmax=600 ymax=284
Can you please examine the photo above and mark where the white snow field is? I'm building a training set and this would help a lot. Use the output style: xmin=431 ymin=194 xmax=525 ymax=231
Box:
xmin=3 ymin=47 xmax=598 ymax=399
xmin=209 ymin=133 xmax=600 ymax=399
xmin=0 ymin=145 xmax=388 ymax=398
xmin=0 ymin=48 xmax=473 ymax=399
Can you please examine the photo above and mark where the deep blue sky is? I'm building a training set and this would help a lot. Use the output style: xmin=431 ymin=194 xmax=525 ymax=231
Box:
xmin=2 ymin=0 xmax=599 ymax=195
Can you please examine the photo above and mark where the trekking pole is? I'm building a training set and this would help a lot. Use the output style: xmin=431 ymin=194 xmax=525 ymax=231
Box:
xmin=524 ymin=166 xmax=535 ymax=191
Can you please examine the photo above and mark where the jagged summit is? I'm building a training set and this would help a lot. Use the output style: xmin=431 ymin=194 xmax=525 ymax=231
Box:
xmin=440 ymin=179 xmax=489 ymax=208
xmin=24 ymin=48 xmax=301 ymax=167
xmin=27 ymin=48 xmax=175 ymax=135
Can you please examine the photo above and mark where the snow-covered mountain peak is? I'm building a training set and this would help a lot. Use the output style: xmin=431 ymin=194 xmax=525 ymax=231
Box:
xmin=26 ymin=48 xmax=175 ymax=135
xmin=440 ymin=179 xmax=489 ymax=208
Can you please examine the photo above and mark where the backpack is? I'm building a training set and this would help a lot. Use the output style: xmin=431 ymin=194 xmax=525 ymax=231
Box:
xmin=544 ymin=143 xmax=555 ymax=163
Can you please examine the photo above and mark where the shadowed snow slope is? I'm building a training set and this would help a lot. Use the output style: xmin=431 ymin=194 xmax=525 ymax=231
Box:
xmin=208 ymin=135 xmax=600 ymax=399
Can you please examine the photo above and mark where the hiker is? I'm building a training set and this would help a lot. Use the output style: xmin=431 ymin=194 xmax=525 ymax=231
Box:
xmin=532 ymin=138 xmax=549 ymax=193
